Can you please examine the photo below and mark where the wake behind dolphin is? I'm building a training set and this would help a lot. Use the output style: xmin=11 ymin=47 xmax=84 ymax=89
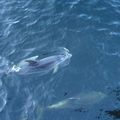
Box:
xmin=10 ymin=47 xmax=72 ymax=75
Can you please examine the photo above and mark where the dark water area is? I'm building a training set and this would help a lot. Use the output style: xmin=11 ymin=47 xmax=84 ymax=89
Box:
xmin=0 ymin=0 xmax=120 ymax=120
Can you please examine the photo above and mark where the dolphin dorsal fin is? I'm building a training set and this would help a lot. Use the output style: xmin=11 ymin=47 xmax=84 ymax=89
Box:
xmin=25 ymin=60 xmax=39 ymax=66
xmin=25 ymin=56 xmax=39 ymax=61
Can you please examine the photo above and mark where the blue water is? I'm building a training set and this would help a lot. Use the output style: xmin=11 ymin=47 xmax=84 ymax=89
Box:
xmin=0 ymin=0 xmax=120 ymax=120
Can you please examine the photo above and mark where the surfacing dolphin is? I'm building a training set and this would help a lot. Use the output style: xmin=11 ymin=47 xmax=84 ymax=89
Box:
xmin=10 ymin=47 xmax=72 ymax=75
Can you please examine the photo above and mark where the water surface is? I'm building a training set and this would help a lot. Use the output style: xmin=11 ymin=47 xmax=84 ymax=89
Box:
xmin=0 ymin=0 xmax=120 ymax=120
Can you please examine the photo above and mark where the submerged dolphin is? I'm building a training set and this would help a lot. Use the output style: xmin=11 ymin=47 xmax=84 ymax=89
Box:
xmin=11 ymin=47 xmax=72 ymax=75
xmin=47 ymin=91 xmax=106 ymax=109
xmin=36 ymin=91 xmax=107 ymax=118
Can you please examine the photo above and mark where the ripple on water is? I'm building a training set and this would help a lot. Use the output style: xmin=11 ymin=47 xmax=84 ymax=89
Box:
xmin=0 ymin=56 xmax=9 ymax=74
xmin=0 ymin=57 xmax=8 ymax=113
xmin=0 ymin=88 xmax=7 ymax=112
xmin=109 ymin=32 xmax=120 ymax=37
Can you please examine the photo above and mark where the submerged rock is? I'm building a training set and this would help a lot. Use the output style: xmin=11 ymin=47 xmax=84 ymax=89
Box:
xmin=106 ymin=109 xmax=120 ymax=119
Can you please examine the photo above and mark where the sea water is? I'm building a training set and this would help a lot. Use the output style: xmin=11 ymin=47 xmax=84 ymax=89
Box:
xmin=0 ymin=0 xmax=120 ymax=120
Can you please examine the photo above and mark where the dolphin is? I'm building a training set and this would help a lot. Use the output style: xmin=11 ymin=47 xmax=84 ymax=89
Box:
xmin=35 ymin=91 xmax=107 ymax=119
xmin=11 ymin=47 xmax=72 ymax=75
xmin=47 ymin=91 xmax=107 ymax=109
